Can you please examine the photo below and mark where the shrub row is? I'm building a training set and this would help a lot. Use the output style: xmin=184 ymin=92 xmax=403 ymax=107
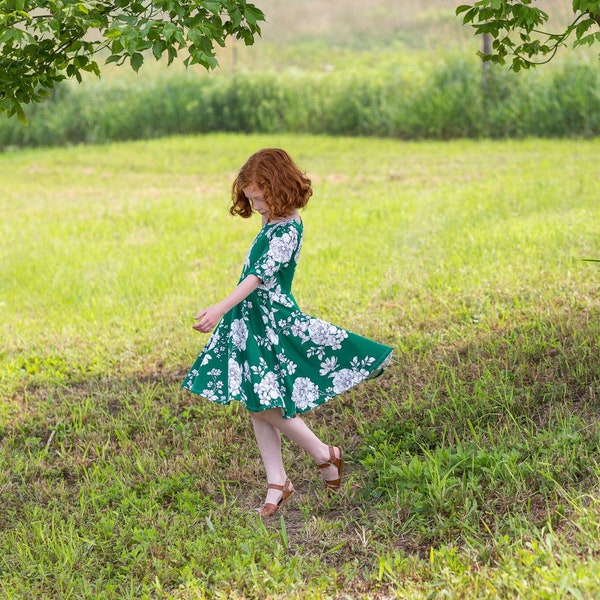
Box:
xmin=2 ymin=55 xmax=600 ymax=147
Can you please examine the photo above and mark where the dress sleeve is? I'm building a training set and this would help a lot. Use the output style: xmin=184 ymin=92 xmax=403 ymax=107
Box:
xmin=247 ymin=223 xmax=300 ymax=284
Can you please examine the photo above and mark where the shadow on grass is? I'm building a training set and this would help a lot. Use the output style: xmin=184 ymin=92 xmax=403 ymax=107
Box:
xmin=1 ymin=305 xmax=599 ymax=596
xmin=357 ymin=304 xmax=600 ymax=555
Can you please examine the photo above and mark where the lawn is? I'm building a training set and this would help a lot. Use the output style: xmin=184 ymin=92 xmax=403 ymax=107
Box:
xmin=1 ymin=134 xmax=599 ymax=598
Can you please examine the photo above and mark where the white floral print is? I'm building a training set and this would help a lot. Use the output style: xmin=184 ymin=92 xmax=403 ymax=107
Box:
xmin=182 ymin=217 xmax=393 ymax=418
xmin=228 ymin=358 xmax=242 ymax=398
xmin=307 ymin=318 xmax=347 ymax=349
xmin=266 ymin=327 xmax=279 ymax=346
xmin=254 ymin=371 xmax=281 ymax=405
xmin=290 ymin=320 xmax=307 ymax=337
xmin=230 ymin=318 xmax=248 ymax=351
xmin=269 ymin=230 xmax=297 ymax=262
xmin=292 ymin=377 xmax=320 ymax=410
xmin=319 ymin=356 xmax=338 ymax=376
xmin=250 ymin=223 xmax=299 ymax=284
xmin=331 ymin=368 xmax=366 ymax=394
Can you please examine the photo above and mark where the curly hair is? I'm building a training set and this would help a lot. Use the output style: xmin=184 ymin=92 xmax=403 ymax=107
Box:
xmin=230 ymin=148 xmax=313 ymax=220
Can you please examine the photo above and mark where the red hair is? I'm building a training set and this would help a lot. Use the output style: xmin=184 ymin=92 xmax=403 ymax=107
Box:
xmin=230 ymin=148 xmax=312 ymax=220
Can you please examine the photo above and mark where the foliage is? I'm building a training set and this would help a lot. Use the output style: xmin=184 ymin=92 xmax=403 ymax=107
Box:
xmin=2 ymin=54 xmax=600 ymax=147
xmin=0 ymin=0 xmax=264 ymax=123
xmin=457 ymin=0 xmax=600 ymax=70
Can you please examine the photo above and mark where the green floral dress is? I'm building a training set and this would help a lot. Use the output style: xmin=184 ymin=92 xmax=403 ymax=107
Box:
xmin=182 ymin=216 xmax=393 ymax=418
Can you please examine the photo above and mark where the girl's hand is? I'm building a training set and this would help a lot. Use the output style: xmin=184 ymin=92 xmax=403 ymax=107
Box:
xmin=192 ymin=304 xmax=224 ymax=333
xmin=191 ymin=275 xmax=260 ymax=334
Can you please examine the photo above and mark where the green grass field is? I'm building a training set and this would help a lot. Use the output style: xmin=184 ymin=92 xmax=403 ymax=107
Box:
xmin=1 ymin=134 xmax=600 ymax=598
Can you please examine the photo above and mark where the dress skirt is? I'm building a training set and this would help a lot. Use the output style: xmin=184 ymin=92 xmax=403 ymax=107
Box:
xmin=182 ymin=216 xmax=393 ymax=419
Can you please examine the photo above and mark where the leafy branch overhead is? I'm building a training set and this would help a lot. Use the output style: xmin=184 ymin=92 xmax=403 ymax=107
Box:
xmin=0 ymin=0 xmax=265 ymax=123
xmin=457 ymin=0 xmax=600 ymax=71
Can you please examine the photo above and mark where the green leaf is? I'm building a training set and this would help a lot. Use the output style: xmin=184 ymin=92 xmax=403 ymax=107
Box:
xmin=575 ymin=18 xmax=594 ymax=39
xmin=66 ymin=64 xmax=82 ymax=83
xmin=152 ymin=40 xmax=166 ymax=60
xmin=455 ymin=4 xmax=473 ymax=16
xmin=130 ymin=51 xmax=143 ymax=72
xmin=462 ymin=7 xmax=480 ymax=24
xmin=162 ymin=22 xmax=177 ymax=41
xmin=167 ymin=44 xmax=177 ymax=65
xmin=15 ymin=102 xmax=28 ymax=125
xmin=574 ymin=32 xmax=597 ymax=46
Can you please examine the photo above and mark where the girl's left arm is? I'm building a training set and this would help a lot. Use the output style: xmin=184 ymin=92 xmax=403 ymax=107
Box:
xmin=192 ymin=274 xmax=261 ymax=333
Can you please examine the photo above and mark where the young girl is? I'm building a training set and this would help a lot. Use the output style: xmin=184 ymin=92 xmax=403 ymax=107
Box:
xmin=182 ymin=148 xmax=393 ymax=517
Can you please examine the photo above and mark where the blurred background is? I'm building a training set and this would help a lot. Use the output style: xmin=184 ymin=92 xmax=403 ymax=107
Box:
xmin=1 ymin=0 xmax=597 ymax=148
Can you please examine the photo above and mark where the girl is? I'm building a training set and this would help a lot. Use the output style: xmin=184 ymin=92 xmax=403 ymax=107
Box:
xmin=182 ymin=148 xmax=393 ymax=517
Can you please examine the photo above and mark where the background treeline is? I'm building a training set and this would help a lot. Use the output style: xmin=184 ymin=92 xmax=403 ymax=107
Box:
xmin=2 ymin=55 xmax=600 ymax=148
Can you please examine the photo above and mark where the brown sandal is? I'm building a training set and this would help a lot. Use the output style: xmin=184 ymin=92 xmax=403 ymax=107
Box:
xmin=256 ymin=478 xmax=294 ymax=518
xmin=317 ymin=446 xmax=344 ymax=491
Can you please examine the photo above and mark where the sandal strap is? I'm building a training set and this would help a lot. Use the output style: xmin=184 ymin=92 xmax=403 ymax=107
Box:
xmin=324 ymin=477 xmax=341 ymax=489
xmin=317 ymin=445 xmax=340 ymax=469
xmin=317 ymin=446 xmax=344 ymax=491
xmin=266 ymin=478 xmax=293 ymax=492
xmin=258 ymin=479 xmax=294 ymax=517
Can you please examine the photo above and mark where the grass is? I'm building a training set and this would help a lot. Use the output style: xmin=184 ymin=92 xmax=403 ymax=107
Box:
xmin=1 ymin=134 xmax=600 ymax=598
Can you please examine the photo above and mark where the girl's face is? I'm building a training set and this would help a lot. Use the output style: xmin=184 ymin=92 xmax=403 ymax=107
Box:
xmin=243 ymin=183 xmax=269 ymax=218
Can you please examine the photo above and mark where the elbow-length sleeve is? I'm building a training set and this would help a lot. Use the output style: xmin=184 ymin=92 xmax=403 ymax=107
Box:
xmin=247 ymin=223 xmax=300 ymax=286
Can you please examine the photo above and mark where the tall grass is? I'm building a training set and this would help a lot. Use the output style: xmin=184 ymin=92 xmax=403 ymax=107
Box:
xmin=1 ymin=134 xmax=600 ymax=597
xmin=2 ymin=52 xmax=600 ymax=148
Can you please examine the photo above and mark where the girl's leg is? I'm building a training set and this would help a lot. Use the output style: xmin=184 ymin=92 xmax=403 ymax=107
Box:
xmin=252 ymin=408 xmax=341 ymax=482
xmin=250 ymin=413 xmax=290 ymax=506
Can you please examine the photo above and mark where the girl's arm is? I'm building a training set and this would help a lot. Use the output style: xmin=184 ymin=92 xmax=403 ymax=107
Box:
xmin=192 ymin=274 xmax=261 ymax=333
